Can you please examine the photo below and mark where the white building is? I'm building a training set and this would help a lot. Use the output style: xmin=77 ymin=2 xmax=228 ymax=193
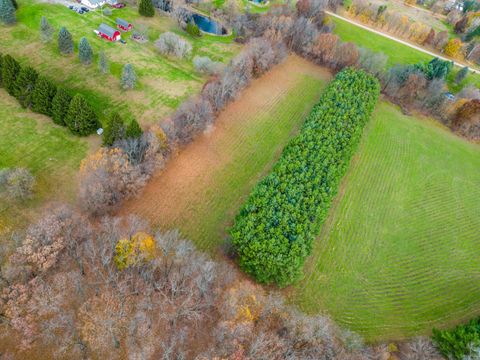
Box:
xmin=80 ymin=0 xmax=107 ymax=8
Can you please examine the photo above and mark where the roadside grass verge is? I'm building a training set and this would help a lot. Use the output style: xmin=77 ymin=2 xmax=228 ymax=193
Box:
xmin=331 ymin=16 xmax=480 ymax=92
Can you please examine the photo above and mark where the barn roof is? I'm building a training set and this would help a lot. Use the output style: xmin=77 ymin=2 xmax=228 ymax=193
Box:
xmin=116 ymin=18 xmax=130 ymax=27
xmin=98 ymin=23 xmax=118 ymax=38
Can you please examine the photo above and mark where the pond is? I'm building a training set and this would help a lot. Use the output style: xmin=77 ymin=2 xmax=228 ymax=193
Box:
xmin=248 ymin=0 xmax=268 ymax=4
xmin=192 ymin=13 xmax=228 ymax=36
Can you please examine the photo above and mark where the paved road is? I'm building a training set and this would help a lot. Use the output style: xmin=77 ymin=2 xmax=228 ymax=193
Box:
xmin=326 ymin=11 xmax=480 ymax=74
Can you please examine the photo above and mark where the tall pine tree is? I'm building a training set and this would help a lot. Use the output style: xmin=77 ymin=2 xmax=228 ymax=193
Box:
xmin=103 ymin=111 xmax=126 ymax=146
xmin=13 ymin=66 xmax=38 ymax=108
xmin=0 ymin=53 xmax=3 ymax=87
xmin=121 ymin=63 xmax=136 ymax=90
xmin=455 ymin=66 xmax=469 ymax=84
xmin=40 ymin=16 xmax=55 ymax=43
xmin=78 ymin=37 xmax=93 ymax=65
xmin=126 ymin=118 xmax=142 ymax=139
xmin=0 ymin=0 xmax=16 ymax=25
xmin=139 ymin=0 xmax=154 ymax=17
xmin=32 ymin=76 xmax=57 ymax=116
xmin=2 ymin=54 xmax=20 ymax=95
xmin=58 ymin=27 xmax=74 ymax=55
xmin=65 ymin=94 xmax=98 ymax=136
xmin=51 ymin=87 xmax=72 ymax=126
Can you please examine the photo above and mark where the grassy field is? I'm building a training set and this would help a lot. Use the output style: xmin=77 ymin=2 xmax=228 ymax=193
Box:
xmin=122 ymin=56 xmax=331 ymax=253
xmin=0 ymin=0 xmax=240 ymax=125
xmin=293 ymin=101 xmax=480 ymax=341
xmin=331 ymin=16 xmax=480 ymax=91
xmin=0 ymin=91 xmax=92 ymax=234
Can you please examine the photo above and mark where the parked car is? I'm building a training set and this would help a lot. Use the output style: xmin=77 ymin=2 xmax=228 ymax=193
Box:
xmin=119 ymin=39 xmax=126 ymax=44
xmin=80 ymin=6 xmax=89 ymax=11
xmin=112 ymin=3 xmax=126 ymax=8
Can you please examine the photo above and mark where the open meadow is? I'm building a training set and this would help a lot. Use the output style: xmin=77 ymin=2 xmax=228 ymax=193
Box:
xmin=293 ymin=100 xmax=480 ymax=341
xmin=122 ymin=56 xmax=332 ymax=253
xmin=0 ymin=90 xmax=92 ymax=234
xmin=0 ymin=0 xmax=240 ymax=125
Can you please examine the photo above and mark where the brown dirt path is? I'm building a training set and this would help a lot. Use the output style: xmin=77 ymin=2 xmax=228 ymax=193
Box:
xmin=120 ymin=56 xmax=331 ymax=252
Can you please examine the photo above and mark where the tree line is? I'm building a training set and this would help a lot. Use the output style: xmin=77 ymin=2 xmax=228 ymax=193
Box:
xmin=230 ymin=68 xmax=380 ymax=287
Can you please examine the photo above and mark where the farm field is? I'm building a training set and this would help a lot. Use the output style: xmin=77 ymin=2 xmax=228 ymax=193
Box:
xmin=0 ymin=90 xmax=92 ymax=234
xmin=293 ymin=101 xmax=480 ymax=342
xmin=121 ymin=56 xmax=332 ymax=253
xmin=331 ymin=16 xmax=480 ymax=91
xmin=0 ymin=0 xmax=240 ymax=125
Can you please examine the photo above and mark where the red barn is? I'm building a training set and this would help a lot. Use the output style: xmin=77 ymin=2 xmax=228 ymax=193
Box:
xmin=116 ymin=18 xmax=132 ymax=31
xmin=98 ymin=23 xmax=121 ymax=42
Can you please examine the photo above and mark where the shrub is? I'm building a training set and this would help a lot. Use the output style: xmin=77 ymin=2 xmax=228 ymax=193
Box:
xmin=1 ymin=54 xmax=20 ymax=95
xmin=121 ymin=63 xmax=136 ymax=90
xmin=155 ymin=32 xmax=192 ymax=59
xmin=139 ymin=0 xmax=154 ymax=17
xmin=193 ymin=56 xmax=222 ymax=75
xmin=98 ymin=51 xmax=109 ymax=74
xmin=65 ymin=94 xmax=99 ymax=136
xmin=40 ymin=16 xmax=54 ymax=43
xmin=13 ymin=66 xmax=38 ymax=108
xmin=31 ymin=76 xmax=57 ymax=116
xmin=78 ymin=37 xmax=93 ymax=65
xmin=51 ymin=87 xmax=72 ymax=126
xmin=103 ymin=7 xmax=112 ymax=16
xmin=0 ymin=0 xmax=16 ymax=25
xmin=444 ymin=38 xmax=462 ymax=58
xmin=230 ymin=69 xmax=380 ymax=287
xmin=0 ymin=168 xmax=35 ymax=200
xmin=432 ymin=318 xmax=480 ymax=360
xmin=58 ymin=26 xmax=74 ymax=55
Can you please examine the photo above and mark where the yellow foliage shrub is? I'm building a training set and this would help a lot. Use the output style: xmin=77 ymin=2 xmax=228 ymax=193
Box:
xmin=114 ymin=232 xmax=157 ymax=270
xmin=444 ymin=38 xmax=463 ymax=58
xmin=150 ymin=125 xmax=169 ymax=153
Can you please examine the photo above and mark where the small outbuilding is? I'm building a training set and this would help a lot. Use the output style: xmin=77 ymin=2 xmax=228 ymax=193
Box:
xmin=116 ymin=18 xmax=132 ymax=32
xmin=97 ymin=23 xmax=121 ymax=42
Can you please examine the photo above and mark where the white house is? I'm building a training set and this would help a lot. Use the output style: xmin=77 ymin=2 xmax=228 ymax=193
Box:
xmin=80 ymin=0 xmax=107 ymax=8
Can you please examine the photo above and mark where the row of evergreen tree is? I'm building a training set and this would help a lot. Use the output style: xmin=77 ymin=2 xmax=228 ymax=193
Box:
xmin=0 ymin=52 xmax=143 ymax=142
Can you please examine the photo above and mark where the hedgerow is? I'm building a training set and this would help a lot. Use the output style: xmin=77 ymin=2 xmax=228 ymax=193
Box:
xmin=230 ymin=68 xmax=380 ymax=287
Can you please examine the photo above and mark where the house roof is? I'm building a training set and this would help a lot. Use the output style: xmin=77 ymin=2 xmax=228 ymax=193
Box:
xmin=116 ymin=18 xmax=130 ymax=27
xmin=98 ymin=23 xmax=118 ymax=38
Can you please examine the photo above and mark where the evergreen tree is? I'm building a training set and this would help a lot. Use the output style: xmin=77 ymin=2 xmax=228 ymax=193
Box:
xmin=102 ymin=111 xmax=126 ymax=146
xmin=455 ymin=66 xmax=469 ymax=84
xmin=78 ymin=37 xmax=93 ymax=65
xmin=58 ymin=27 xmax=74 ymax=55
xmin=121 ymin=63 xmax=136 ymax=90
xmin=2 ymin=54 xmax=20 ymax=95
xmin=0 ymin=53 xmax=3 ymax=87
xmin=32 ymin=76 xmax=57 ymax=116
xmin=126 ymin=118 xmax=142 ymax=139
xmin=40 ymin=16 xmax=55 ymax=43
xmin=0 ymin=0 xmax=16 ymax=25
xmin=186 ymin=21 xmax=201 ymax=37
xmin=14 ymin=66 xmax=38 ymax=108
xmin=139 ymin=0 xmax=154 ymax=17
xmin=51 ymin=87 xmax=72 ymax=126
xmin=65 ymin=94 xmax=98 ymax=136
xmin=98 ymin=51 xmax=109 ymax=74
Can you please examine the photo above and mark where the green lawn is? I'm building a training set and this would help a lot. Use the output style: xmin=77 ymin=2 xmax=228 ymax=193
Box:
xmin=0 ymin=91 xmax=90 ymax=234
xmin=293 ymin=101 xmax=480 ymax=342
xmin=0 ymin=0 xmax=240 ymax=125
xmin=331 ymin=16 xmax=480 ymax=92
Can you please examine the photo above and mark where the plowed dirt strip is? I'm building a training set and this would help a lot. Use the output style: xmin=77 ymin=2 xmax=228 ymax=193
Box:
xmin=121 ymin=56 xmax=331 ymax=253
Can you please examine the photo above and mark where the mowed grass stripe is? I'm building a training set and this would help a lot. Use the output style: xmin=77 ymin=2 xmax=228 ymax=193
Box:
xmin=122 ymin=57 xmax=331 ymax=253
xmin=294 ymin=101 xmax=480 ymax=341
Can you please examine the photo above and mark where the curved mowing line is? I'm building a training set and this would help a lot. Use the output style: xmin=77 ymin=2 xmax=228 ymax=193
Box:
xmin=294 ymin=101 xmax=480 ymax=341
